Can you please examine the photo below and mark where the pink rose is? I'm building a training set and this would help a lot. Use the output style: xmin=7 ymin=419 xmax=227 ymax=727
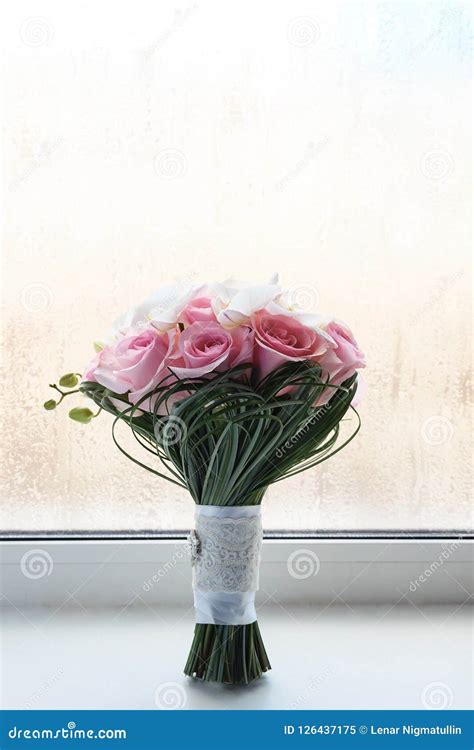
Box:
xmin=169 ymin=321 xmax=254 ymax=378
xmin=178 ymin=296 xmax=217 ymax=326
xmin=83 ymin=327 xmax=175 ymax=406
xmin=252 ymin=310 xmax=333 ymax=379
xmin=318 ymin=321 xmax=365 ymax=386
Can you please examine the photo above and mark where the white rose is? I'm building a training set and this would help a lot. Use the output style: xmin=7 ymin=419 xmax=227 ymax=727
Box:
xmin=98 ymin=282 xmax=202 ymax=347
xmin=266 ymin=291 xmax=332 ymax=333
xmin=212 ymin=273 xmax=281 ymax=328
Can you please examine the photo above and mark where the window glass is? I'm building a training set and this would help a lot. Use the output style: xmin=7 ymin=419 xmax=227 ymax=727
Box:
xmin=1 ymin=1 xmax=471 ymax=531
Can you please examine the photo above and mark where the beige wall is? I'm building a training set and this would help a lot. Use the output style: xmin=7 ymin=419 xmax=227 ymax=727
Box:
xmin=1 ymin=0 xmax=471 ymax=530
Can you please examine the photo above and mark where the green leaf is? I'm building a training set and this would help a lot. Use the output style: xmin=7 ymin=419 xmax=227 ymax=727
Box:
xmin=59 ymin=373 xmax=79 ymax=388
xmin=69 ymin=406 xmax=95 ymax=424
xmin=78 ymin=362 xmax=361 ymax=501
xmin=43 ymin=399 xmax=57 ymax=410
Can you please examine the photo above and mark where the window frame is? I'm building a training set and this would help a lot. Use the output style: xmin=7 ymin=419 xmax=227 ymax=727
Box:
xmin=0 ymin=529 xmax=471 ymax=541
xmin=1 ymin=536 xmax=472 ymax=609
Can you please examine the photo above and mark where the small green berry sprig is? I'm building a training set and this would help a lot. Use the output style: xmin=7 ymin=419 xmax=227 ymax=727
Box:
xmin=44 ymin=373 xmax=101 ymax=424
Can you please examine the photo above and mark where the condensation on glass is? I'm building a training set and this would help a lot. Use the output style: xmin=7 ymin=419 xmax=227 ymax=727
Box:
xmin=1 ymin=2 xmax=471 ymax=531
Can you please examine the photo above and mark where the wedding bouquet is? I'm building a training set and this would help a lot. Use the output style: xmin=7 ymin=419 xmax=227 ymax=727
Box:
xmin=45 ymin=275 xmax=365 ymax=684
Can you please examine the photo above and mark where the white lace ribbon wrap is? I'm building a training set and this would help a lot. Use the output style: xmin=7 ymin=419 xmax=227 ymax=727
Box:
xmin=188 ymin=505 xmax=262 ymax=626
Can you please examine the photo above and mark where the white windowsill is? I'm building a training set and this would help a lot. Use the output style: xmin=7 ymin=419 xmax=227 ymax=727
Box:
xmin=1 ymin=602 xmax=472 ymax=710
xmin=0 ymin=538 xmax=472 ymax=710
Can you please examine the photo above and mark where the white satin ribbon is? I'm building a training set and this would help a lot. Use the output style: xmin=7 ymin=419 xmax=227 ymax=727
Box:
xmin=193 ymin=590 xmax=258 ymax=625
xmin=190 ymin=505 xmax=262 ymax=626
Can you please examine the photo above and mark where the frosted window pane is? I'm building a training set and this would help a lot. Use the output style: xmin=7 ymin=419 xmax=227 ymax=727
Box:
xmin=1 ymin=1 xmax=471 ymax=531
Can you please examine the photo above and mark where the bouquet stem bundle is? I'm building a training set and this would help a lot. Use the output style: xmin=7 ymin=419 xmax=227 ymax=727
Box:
xmin=185 ymin=622 xmax=270 ymax=684
xmin=81 ymin=361 xmax=360 ymax=684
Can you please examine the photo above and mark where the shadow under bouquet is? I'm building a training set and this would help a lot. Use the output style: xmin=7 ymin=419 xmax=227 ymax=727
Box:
xmin=45 ymin=275 xmax=365 ymax=685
